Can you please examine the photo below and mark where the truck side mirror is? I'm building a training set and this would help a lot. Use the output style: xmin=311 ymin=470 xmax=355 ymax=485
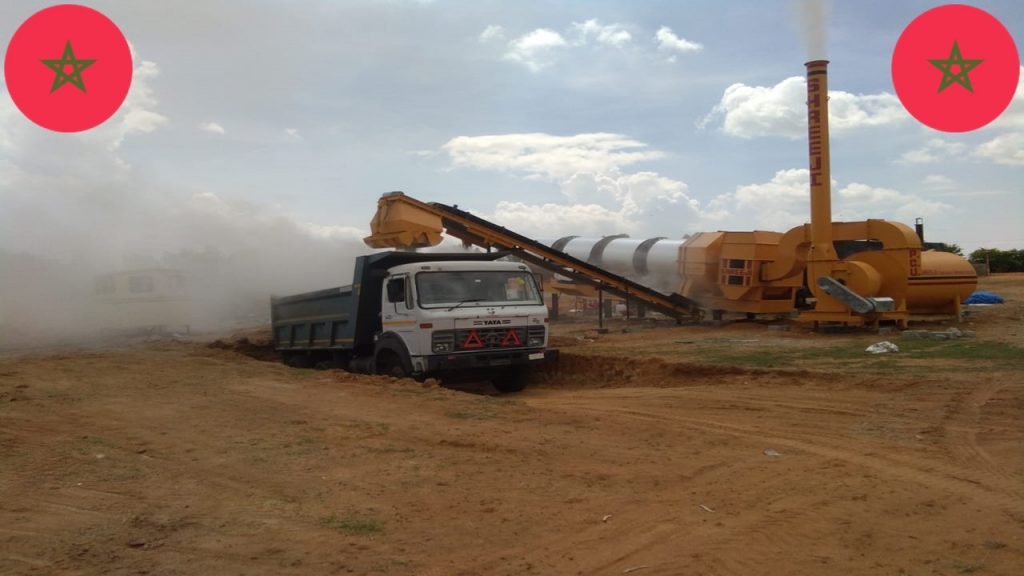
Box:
xmin=386 ymin=278 xmax=406 ymax=303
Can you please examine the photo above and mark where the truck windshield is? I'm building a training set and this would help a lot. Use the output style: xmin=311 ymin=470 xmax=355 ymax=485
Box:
xmin=416 ymin=271 xmax=542 ymax=309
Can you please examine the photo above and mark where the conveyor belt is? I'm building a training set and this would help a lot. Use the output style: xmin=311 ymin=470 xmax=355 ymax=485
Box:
xmin=364 ymin=192 xmax=701 ymax=319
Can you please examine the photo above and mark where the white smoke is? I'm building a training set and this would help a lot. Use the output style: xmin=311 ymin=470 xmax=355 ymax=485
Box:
xmin=0 ymin=56 xmax=369 ymax=346
xmin=793 ymin=0 xmax=831 ymax=60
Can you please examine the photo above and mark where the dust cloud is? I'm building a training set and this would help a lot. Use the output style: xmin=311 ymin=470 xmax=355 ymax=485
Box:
xmin=0 ymin=196 xmax=371 ymax=347
xmin=0 ymin=59 xmax=369 ymax=348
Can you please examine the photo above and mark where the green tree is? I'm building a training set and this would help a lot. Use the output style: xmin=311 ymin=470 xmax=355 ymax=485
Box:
xmin=969 ymin=248 xmax=1024 ymax=273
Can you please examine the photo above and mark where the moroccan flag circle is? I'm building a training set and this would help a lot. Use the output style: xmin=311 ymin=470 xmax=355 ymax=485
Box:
xmin=892 ymin=4 xmax=1020 ymax=133
xmin=4 ymin=4 xmax=133 ymax=133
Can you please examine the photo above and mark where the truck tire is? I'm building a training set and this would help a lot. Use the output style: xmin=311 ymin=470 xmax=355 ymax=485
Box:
xmin=492 ymin=368 xmax=527 ymax=393
xmin=282 ymin=352 xmax=313 ymax=369
xmin=375 ymin=349 xmax=409 ymax=378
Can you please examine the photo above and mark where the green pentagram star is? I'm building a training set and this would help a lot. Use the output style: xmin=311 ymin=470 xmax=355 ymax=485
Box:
xmin=928 ymin=40 xmax=983 ymax=93
xmin=40 ymin=40 xmax=96 ymax=93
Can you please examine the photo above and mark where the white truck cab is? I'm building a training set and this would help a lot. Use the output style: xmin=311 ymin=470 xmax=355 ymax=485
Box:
xmin=378 ymin=260 xmax=550 ymax=390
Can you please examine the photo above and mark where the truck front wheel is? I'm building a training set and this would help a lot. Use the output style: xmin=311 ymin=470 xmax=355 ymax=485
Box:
xmin=375 ymin=350 xmax=409 ymax=378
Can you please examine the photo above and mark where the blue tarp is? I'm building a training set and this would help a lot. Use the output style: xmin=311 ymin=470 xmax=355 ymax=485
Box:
xmin=964 ymin=291 xmax=1005 ymax=304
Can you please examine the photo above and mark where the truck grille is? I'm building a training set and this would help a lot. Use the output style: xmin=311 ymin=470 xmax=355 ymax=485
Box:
xmin=453 ymin=326 xmax=537 ymax=350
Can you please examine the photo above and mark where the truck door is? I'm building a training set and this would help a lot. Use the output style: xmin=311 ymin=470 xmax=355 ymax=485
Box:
xmin=383 ymin=274 xmax=416 ymax=339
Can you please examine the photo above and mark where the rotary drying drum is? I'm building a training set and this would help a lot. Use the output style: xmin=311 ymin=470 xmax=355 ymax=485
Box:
xmin=546 ymin=236 xmax=686 ymax=295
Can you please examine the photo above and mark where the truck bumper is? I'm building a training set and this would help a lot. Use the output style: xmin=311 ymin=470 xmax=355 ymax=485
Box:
xmin=424 ymin=349 xmax=558 ymax=373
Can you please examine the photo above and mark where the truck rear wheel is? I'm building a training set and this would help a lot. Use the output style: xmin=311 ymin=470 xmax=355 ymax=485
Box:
xmin=282 ymin=352 xmax=313 ymax=369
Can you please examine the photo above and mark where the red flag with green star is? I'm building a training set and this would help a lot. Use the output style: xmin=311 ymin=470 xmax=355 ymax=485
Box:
xmin=4 ymin=4 xmax=133 ymax=133
xmin=892 ymin=4 xmax=1019 ymax=133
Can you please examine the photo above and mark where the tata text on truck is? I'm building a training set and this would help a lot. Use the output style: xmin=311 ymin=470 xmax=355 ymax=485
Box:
xmin=270 ymin=251 xmax=557 ymax=392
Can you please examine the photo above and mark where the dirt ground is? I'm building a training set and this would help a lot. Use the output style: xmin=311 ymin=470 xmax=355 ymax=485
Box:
xmin=1 ymin=276 xmax=1022 ymax=575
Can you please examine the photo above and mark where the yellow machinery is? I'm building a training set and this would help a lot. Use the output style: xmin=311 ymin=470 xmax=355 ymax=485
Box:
xmin=673 ymin=61 xmax=975 ymax=326
xmin=364 ymin=60 xmax=977 ymax=327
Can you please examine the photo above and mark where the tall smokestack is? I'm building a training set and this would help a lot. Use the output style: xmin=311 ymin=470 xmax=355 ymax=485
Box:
xmin=805 ymin=60 xmax=837 ymax=262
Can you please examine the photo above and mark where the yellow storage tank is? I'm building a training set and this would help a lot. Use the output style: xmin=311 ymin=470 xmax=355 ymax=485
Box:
xmin=906 ymin=250 xmax=978 ymax=314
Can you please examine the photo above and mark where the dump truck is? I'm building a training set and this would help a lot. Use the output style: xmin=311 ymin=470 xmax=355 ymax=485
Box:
xmin=270 ymin=251 xmax=556 ymax=392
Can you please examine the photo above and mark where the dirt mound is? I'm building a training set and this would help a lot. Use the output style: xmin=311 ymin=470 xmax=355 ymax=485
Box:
xmin=532 ymin=351 xmax=815 ymax=389
xmin=207 ymin=328 xmax=277 ymax=362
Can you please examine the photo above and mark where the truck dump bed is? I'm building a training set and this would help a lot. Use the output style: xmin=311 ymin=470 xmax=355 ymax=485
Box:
xmin=271 ymin=284 xmax=359 ymax=352
xmin=270 ymin=251 xmax=508 ymax=356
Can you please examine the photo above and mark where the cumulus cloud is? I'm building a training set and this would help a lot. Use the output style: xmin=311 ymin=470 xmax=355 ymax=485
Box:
xmin=655 ymin=26 xmax=703 ymax=60
xmin=974 ymin=132 xmax=1024 ymax=166
xmin=118 ymin=61 xmax=169 ymax=141
xmin=478 ymin=24 xmax=505 ymax=43
xmin=284 ymin=127 xmax=300 ymax=139
xmin=961 ymin=69 xmax=1024 ymax=166
xmin=734 ymin=168 xmax=816 ymax=208
xmin=706 ymin=168 xmax=950 ymax=231
xmin=700 ymin=76 xmax=907 ymax=138
xmin=503 ymin=28 xmax=567 ymax=71
xmin=836 ymin=181 xmax=949 ymax=220
xmin=989 ymin=66 xmax=1024 ymax=129
xmin=484 ymin=170 xmax=702 ymax=238
xmin=442 ymin=132 xmax=702 ymax=237
xmin=200 ymin=121 xmax=226 ymax=135
xmin=707 ymin=168 xmax=823 ymax=230
xmin=489 ymin=201 xmax=630 ymax=237
xmin=443 ymin=132 xmax=664 ymax=180
xmin=572 ymin=19 xmax=632 ymax=47
xmin=827 ymin=91 xmax=907 ymax=131
xmin=561 ymin=170 xmax=696 ymax=214
xmin=440 ymin=131 xmax=954 ymax=240
xmin=496 ymin=20 xmax=690 ymax=70
xmin=0 ymin=57 xmax=170 ymax=199
xmin=897 ymin=138 xmax=967 ymax=164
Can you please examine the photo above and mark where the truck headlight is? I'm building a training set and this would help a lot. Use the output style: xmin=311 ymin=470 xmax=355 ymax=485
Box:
xmin=431 ymin=330 xmax=455 ymax=353
xmin=527 ymin=326 xmax=545 ymax=347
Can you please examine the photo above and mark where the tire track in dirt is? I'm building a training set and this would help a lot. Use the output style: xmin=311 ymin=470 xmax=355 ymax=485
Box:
xmin=545 ymin=403 xmax=851 ymax=575
xmin=528 ymin=392 xmax=1024 ymax=515
xmin=457 ymin=384 xmax=889 ymax=575
xmin=582 ymin=520 xmax=718 ymax=576
xmin=458 ymin=437 xmax=848 ymax=576
xmin=939 ymin=379 xmax=1023 ymax=498
xmin=463 ymin=514 xmax=697 ymax=576
xmin=0 ymin=555 xmax=52 ymax=571
xmin=647 ymin=391 xmax=880 ymax=420
xmin=492 ymin=387 xmax=1023 ymax=575
xmin=530 ymin=353 xmax=1024 ymax=511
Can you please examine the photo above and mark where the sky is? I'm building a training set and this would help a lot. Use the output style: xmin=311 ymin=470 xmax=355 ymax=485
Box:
xmin=1 ymin=0 xmax=1022 ymax=285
